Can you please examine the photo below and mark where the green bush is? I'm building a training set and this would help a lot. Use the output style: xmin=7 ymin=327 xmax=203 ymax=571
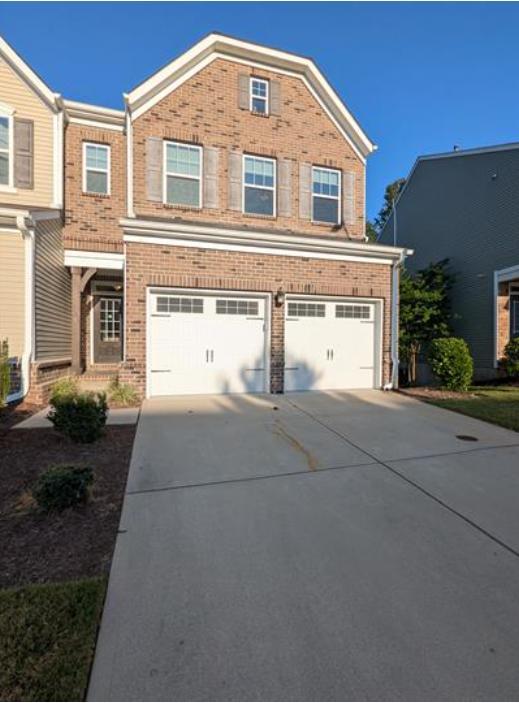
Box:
xmin=49 ymin=376 xmax=79 ymax=404
xmin=48 ymin=392 xmax=107 ymax=443
xmin=428 ymin=337 xmax=474 ymax=391
xmin=33 ymin=465 xmax=94 ymax=512
xmin=503 ymin=337 xmax=519 ymax=377
xmin=0 ymin=339 xmax=10 ymax=407
xmin=108 ymin=377 xmax=139 ymax=406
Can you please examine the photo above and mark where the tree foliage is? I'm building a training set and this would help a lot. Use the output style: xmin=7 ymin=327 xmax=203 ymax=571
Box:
xmin=374 ymin=178 xmax=406 ymax=232
xmin=365 ymin=220 xmax=378 ymax=242
xmin=399 ymin=259 xmax=454 ymax=385
xmin=0 ymin=339 xmax=10 ymax=407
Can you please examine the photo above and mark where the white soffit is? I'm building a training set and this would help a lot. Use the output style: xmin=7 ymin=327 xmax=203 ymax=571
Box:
xmin=64 ymin=249 xmax=125 ymax=270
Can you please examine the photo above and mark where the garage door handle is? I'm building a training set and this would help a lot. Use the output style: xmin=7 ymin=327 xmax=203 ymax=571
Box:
xmin=151 ymin=369 xmax=171 ymax=373
xmin=245 ymin=368 xmax=264 ymax=371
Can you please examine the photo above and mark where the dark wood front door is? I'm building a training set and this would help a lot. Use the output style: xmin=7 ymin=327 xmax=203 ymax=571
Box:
xmin=94 ymin=296 xmax=123 ymax=363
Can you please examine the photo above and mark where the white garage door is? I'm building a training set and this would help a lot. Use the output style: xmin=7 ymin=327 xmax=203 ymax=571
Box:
xmin=284 ymin=297 xmax=379 ymax=391
xmin=148 ymin=291 xmax=267 ymax=396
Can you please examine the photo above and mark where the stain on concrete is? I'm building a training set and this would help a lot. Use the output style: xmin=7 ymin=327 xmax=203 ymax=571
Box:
xmin=273 ymin=420 xmax=318 ymax=471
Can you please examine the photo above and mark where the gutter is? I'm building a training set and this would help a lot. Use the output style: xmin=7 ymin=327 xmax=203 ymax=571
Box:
xmin=385 ymin=247 xmax=413 ymax=390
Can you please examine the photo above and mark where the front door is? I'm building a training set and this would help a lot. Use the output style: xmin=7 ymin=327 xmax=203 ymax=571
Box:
xmin=94 ymin=296 xmax=123 ymax=363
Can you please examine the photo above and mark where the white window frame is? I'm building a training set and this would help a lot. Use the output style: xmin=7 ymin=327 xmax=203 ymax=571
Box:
xmin=0 ymin=104 xmax=15 ymax=190
xmin=163 ymin=140 xmax=203 ymax=209
xmin=242 ymin=154 xmax=276 ymax=217
xmin=250 ymin=77 xmax=269 ymax=115
xmin=311 ymin=165 xmax=342 ymax=225
xmin=82 ymin=142 xmax=111 ymax=196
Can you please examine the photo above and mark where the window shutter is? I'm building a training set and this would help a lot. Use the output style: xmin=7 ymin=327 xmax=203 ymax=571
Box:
xmin=14 ymin=118 xmax=34 ymax=189
xmin=203 ymin=146 xmax=219 ymax=209
xmin=299 ymin=162 xmax=312 ymax=220
xmin=270 ymin=80 xmax=281 ymax=116
xmin=278 ymin=158 xmax=292 ymax=217
xmin=343 ymin=171 xmax=355 ymax=226
xmin=146 ymin=137 xmax=163 ymax=202
xmin=238 ymin=73 xmax=249 ymax=110
xmin=228 ymin=150 xmax=242 ymax=211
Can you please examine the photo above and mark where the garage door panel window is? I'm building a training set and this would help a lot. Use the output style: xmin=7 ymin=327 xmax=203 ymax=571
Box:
xmin=164 ymin=142 xmax=202 ymax=207
xmin=244 ymin=155 xmax=276 ymax=216
xmin=287 ymin=302 xmax=326 ymax=318
xmin=312 ymin=167 xmax=340 ymax=224
xmin=156 ymin=296 xmax=204 ymax=314
xmin=336 ymin=304 xmax=371 ymax=320
xmin=216 ymin=299 xmax=259 ymax=316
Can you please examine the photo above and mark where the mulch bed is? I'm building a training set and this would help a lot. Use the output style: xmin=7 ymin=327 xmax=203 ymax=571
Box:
xmin=0 ymin=425 xmax=135 ymax=589
xmin=398 ymin=386 xmax=477 ymax=401
xmin=0 ymin=401 xmax=44 ymax=432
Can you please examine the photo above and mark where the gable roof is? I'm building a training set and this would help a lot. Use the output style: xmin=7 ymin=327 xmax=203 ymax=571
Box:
xmin=124 ymin=32 xmax=376 ymax=161
xmin=0 ymin=35 xmax=61 ymax=111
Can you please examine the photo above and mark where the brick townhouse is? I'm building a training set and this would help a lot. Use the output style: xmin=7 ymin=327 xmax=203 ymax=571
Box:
xmin=1 ymin=32 xmax=410 ymax=402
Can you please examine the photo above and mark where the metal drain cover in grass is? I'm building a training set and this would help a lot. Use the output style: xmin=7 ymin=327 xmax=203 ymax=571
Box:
xmin=456 ymin=434 xmax=479 ymax=442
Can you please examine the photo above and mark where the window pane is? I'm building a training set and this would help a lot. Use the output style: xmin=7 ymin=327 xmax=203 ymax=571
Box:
xmin=313 ymin=168 xmax=339 ymax=197
xmin=244 ymin=186 xmax=274 ymax=216
xmin=86 ymin=170 xmax=108 ymax=194
xmin=86 ymin=145 xmax=108 ymax=170
xmin=0 ymin=153 xmax=8 ymax=185
xmin=167 ymin=175 xmax=200 ymax=207
xmin=166 ymin=143 xmax=200 ymax=177
xmin=252 ymin=97 xmax=266 ymax=114
xmin=313 ymin=196 xmax=339 ymax=224
xmin=0 ymin=117 xmax=8 ymax=150
xmin=244 ymin=156 xmax=274 ymax=188
xmin=252 ymin=80 xmax=267 ymax=97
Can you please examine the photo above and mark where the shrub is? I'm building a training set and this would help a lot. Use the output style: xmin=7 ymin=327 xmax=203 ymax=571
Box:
xmin=0 ymin=339 xmax=10 ymax=407
xmin=33 ymin=465 xmax=94 ymax=512
xmin=49 ymin=376 xmax=79 ymax=404
xmin=428 ymin=337 xmax=474 ymax=391
xmin=48 ymin=392 xmax=107 ymax=443
xmin=108 ymin=377 xmax=139 ymax=406
xmin=503 ymin=337 xmax=519 ymax=377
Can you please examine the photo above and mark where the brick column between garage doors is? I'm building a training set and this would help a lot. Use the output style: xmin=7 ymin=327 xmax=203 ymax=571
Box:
xmin=119 ymin=242 xmax=393 ymax=398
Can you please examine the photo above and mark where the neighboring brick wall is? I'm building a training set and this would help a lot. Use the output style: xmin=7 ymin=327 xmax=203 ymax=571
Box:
xmin=120 ymin=242 xmax=392 ymax=396
xmin=63 ymin=123 xmax=126 ymax=252
xmin=25 ymin=359 xmax=73 ymax=405
xmin=497 ymin=281 xmax=513 ymax=361
xmin=132 ymin=58 xmax=365 ymax=240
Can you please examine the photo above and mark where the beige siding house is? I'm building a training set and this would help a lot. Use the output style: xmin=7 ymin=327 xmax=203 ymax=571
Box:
xmin=0 ymin=36 xmax=70 ymax=402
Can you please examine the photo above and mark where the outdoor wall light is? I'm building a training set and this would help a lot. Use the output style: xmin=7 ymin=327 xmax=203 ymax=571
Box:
xmin=275 ymin=289 xmax=285 ymax=307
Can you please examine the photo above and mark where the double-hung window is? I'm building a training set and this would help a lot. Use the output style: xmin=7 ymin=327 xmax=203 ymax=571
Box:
xmin=83 ymin=143 xmax=110 ymax=195
xmin=250 ymin=78 xmax=268 ymax=115
xmin=243 ymin=155 xmax=276 ymax=216
xmin=0 ymin=113 xmax=13 ymax=187
xmin=312 ymin=166 xmax=341 ymax=224
xmin=164 ymin=141 xmax=202 ymax=208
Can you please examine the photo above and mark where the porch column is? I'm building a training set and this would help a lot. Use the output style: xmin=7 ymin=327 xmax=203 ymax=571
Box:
xmin=71 ymin=266 xmax=83 ymax=375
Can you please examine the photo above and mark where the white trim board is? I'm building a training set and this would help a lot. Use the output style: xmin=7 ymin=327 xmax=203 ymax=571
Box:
xmin=64 ymin=249 xmax=125 ymax=270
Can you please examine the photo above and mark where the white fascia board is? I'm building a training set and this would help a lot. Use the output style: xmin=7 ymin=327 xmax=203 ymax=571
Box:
xmin=120 ymin=217 xmax=409 ymax=262
xmin=64 ymin=249 xmax=125 ymax=270
xmin=495 ymin=263 xmax=519 ymax=282
xmin=0 ymin=35 xmax=60 ymax=110
xmin=126 ymin=33 xmax=375 ymax=158
xmin=63 ymin=99 xmax=125 ymax=130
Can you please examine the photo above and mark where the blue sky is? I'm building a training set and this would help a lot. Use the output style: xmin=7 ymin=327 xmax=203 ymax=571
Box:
xmin=2 ymin=2 xmax=519 ymax=219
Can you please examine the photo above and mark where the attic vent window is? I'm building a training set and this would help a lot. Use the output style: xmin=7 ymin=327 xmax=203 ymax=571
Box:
xmin=250 ymin=78 xmax=268 ymax=115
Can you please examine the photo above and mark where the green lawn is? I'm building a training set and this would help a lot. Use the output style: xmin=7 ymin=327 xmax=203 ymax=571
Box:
xmin=0 ymin=577 xmax=106 ymax=702
xmin=429 ymin=386 xmax=519 ymax=432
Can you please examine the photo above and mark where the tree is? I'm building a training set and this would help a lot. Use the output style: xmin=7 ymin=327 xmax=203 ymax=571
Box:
xmin=374 ymin=178 xmax=406 ymax=232
xmin=0 ymin=339 xmax=10 ymax=406
xmin=365 ymin=220 xmax=378 ymax=242
xmin=399 ymin=259 xmax=454 ymax=385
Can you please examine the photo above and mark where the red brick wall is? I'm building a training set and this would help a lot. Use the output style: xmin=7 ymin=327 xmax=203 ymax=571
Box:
xmin=63 ymin=123 xmax=126 ymax=253
xmin=132 ymin=58 xmax=365 ymax=240
xmin=121 ymin=242 xmax=392 ymax=396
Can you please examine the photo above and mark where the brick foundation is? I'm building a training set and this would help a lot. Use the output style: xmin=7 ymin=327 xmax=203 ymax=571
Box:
xmin=25 ymin=359 xmax=73 ymax=405
xmin=120 ymin=241 xmax=393 ymax=397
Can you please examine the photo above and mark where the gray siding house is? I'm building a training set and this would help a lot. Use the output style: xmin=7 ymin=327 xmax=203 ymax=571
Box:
xmin=379 ymin=143 xmax=519 ymax=380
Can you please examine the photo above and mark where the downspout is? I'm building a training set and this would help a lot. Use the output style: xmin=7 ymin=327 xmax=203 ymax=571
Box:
xmin=7 ymin=214 xmax=35 ymax=402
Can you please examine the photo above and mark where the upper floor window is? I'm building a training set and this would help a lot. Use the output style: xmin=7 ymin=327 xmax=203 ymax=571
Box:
xmin=243 ymin=155 xmax=276 ymax=216
xmin=250 ymin=78 xmax=268 ymax=115
xmin=312 ymin=166 xmax=341 ymax=224
xmin=164 ymin=141 xmax=202 ymax=208
xmin=0 ymin=114 xmax=12 ymax=187
xmin=83 ymin=143 xmax=110 ymax=195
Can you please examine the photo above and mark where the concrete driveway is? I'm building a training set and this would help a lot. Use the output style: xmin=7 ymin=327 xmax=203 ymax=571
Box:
xmin=88 ymin=391 xmax=519 ymax=701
